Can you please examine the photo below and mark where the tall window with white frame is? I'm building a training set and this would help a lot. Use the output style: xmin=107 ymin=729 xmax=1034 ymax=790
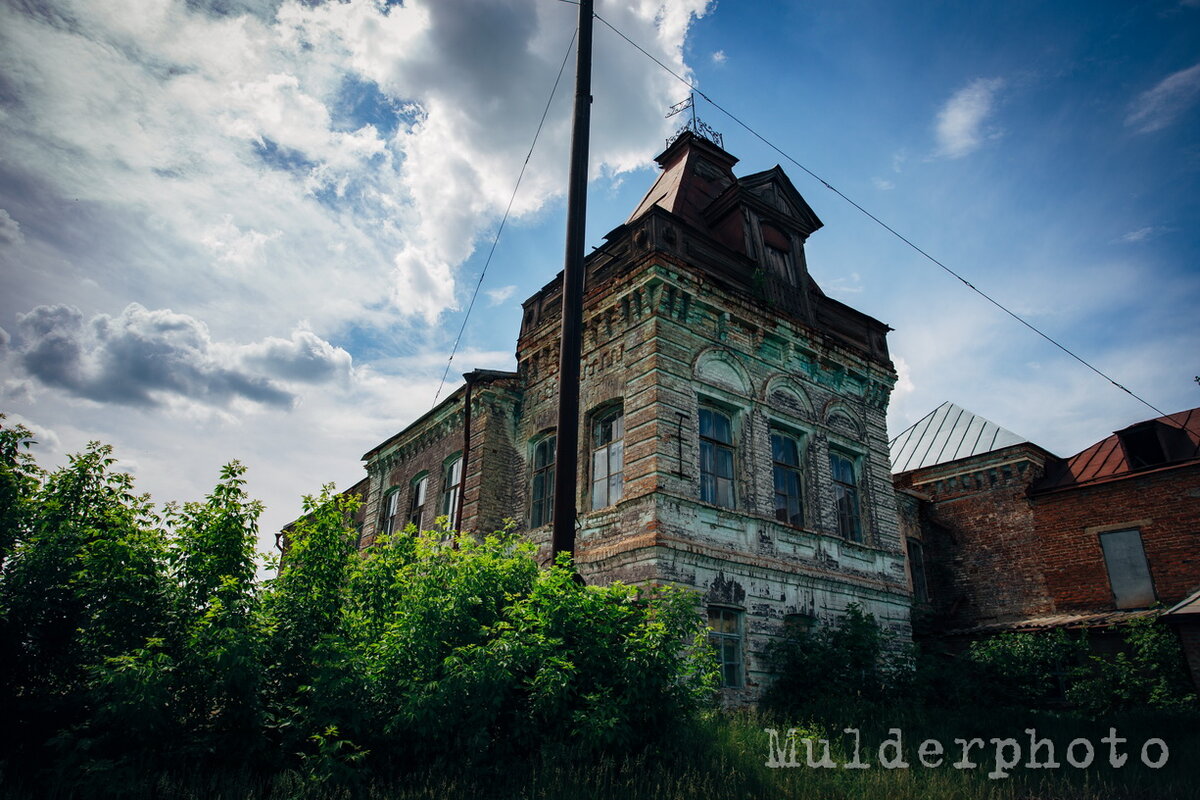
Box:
xmin=829 ymin=450 xmax=862 ymax=542
xmin=381 ymin=488 xmax=401 ymax=536
xmin=591 ymin=408 xmax=624 ymax=509
xmin=530 ymin=435 xmax=556 ymax=528
xmin=707 ymin=607 xmax=742 ymax=689
xmin=699 ymin=406 xmax=735 ymax=508
xmin=407 ymin=474 xmax=428 ymax=531
xmin=440 ymin=456 xmax=462 ymax=530
xmin=771 ymin=429 xmax=804 ymax=526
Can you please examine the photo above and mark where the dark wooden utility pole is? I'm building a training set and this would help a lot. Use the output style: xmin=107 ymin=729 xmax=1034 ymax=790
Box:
xmin=551 ymin=0 xmax=593 ymax=562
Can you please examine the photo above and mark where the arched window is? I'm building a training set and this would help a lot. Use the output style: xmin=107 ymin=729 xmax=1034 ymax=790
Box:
xmin=440 ymin=455 xmax=462 ymax=530
xmin=591 ymin=407 xmax=624 ymax=509
xmin=771 ymin=429 xmax=804 ymax=526
xmin=829 ymin=450 xmax=862 ymax=542
xmin=381 ymin=487 xmax=401 ymax=536
xmin=407 ymin=473 xmax=428 ymax=531
xmin=530 ymin=435 xmax=556 ymax=528
xmin=699 ymin=406 xmax=735 ymax=508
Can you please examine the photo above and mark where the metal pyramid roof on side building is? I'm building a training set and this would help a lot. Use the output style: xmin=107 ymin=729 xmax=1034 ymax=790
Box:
xmin=889 ymin=401 xmax=1029 ymax=474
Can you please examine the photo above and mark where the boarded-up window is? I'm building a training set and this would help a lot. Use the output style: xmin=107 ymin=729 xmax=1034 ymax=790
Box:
xmin=1099 ymin=529 xmax=1155 ymax=609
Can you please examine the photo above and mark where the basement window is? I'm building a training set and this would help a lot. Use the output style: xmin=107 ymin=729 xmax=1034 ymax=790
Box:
xmin=707 ymin=607 xmax=743 ymax=688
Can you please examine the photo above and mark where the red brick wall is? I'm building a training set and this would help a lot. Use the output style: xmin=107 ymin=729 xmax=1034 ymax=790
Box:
xmin=1031 ymin=464 xmax=1200 ymax=611
xmin=901 ymin=451 xmax=1053 ymax=629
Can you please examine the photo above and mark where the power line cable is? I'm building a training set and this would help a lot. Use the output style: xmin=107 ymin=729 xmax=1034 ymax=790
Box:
xmin=432 ymin=28 xmax=578 ymax=407
xmin=593 ymin=11 xmax=1171 ymax=422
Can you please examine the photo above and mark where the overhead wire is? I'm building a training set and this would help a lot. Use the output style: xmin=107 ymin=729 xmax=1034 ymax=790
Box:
xmin=431 ymin=27 xmax=579 ymax=407
xmin=592 ymin=11 xmax=1172 ymax=422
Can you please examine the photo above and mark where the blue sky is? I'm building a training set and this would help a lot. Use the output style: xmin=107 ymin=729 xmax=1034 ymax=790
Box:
xmin=1 ymin=0 xmax=1197 ymax=547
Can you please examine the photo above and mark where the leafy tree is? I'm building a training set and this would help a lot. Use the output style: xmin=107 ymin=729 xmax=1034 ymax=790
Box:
xmin=0 ymin=441 xmax=170 ymax=772
xmin=762 ymin=604 xmax=908 ymax=720
xmin=0 ymin=427 xmax=718 ymax=793
xmin=163 ymin=460 xmax=266 ymax=765
xmin=261 ymin=485 xmax=361 ymax=764
xmin=0 ymin=415 xmax=43 ymax=564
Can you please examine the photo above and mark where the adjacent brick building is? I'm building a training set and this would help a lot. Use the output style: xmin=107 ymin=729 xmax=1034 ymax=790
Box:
xmin=354 ymin=131 xmax=911 ymax=700
xmin=893 ymin=402 xmax=1200 ymax=674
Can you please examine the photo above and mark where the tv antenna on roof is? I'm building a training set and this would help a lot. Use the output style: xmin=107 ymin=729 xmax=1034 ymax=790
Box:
xmin=665 ymin=92 xmax=723 ymax=149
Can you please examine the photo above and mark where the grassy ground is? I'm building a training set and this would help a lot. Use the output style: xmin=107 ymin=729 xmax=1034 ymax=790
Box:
xmin=4 ymin=708 xmax=1197 ymax=799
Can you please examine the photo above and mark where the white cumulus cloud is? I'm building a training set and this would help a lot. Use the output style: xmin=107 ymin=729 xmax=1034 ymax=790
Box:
xmin=934 ymin=77 xmax=1005 ymax=159
xmin=0 ymin=0 xmax=715 ymax=333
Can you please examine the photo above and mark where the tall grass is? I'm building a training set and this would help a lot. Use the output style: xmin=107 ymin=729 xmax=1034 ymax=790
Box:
xmin=4 ymin=708 xmax=1194 ymax=799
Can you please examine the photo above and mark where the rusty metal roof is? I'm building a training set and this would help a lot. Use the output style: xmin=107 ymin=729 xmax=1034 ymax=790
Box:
xmin=889 ymin=401 xmax=1028 ymax=474
xmin=1031 ymin=406 xmax=1200 ymax=493
xmin=625 ymin=131 xmax=738 ymax=230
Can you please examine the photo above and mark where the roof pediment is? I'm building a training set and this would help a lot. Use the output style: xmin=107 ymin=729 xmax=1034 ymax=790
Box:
xmin=734 ymin=166 xmax=823 ymax=238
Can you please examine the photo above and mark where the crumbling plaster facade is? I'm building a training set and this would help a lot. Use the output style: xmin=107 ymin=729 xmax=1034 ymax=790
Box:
xmin=356 ymin=133 xmax=911 ymax=699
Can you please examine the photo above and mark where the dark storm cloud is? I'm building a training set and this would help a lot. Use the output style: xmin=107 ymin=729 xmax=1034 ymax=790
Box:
xmin=13 ymin=303 xmax=298 ymax=409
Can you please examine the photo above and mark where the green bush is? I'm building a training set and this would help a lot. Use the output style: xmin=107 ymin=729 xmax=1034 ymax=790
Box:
xmin=964 ymin=628 xmax=1084 ymax=707
xmin=1065 ymin=617 xmax=1197 ymax=717
xmin=761 ymin=603 xmax=912 ymax=720
xmin=0 ymin=419 xmax=717 ymax=794
xmin=272 ymin=519 xmax=718 ymax=776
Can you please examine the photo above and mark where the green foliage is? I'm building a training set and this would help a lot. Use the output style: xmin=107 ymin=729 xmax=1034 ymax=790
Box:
xmin=0 ymin=438 xmax=171 ymax=777
xmin=162 ymin=461 xmax=267 ymax=765
xmin=1065 ymin=616 xmax=1197 ymax=716
xmin=965 ymin=628 xmax=1085 ymax=706
xmin=761 ymin=604 xmax=912 ymax=720
xmin=277 ymin=524 xmax=717 ymax=775
xmin=0 ymin=415 xmax=43 ymax=563
xmin=261 ymin=484 xmax=362 ymax=763
xmin=0 ymin=425 xmax=715 ymax=795
xmin=5 ymin=419 xmax=1194 ymax=800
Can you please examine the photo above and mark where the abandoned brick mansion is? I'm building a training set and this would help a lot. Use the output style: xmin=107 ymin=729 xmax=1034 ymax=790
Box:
xmin=349 ymin=132 xmax=910 ymax=699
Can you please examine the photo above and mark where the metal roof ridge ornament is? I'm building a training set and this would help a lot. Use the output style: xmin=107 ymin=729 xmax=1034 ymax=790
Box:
xmin=665 ymin=93 xmax=724 ymax=150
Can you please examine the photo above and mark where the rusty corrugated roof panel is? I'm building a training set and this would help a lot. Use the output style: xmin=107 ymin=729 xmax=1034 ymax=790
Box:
xmin=889 ymin=401 xmax=1028 ymax=474
xmin=1164 ymin=588 xmax=1200 ymax=619
xmin=941 ymin=608 xmax=1161 ymax=637
xmin=1032 ymin=406 xmax=1200 ymax=493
